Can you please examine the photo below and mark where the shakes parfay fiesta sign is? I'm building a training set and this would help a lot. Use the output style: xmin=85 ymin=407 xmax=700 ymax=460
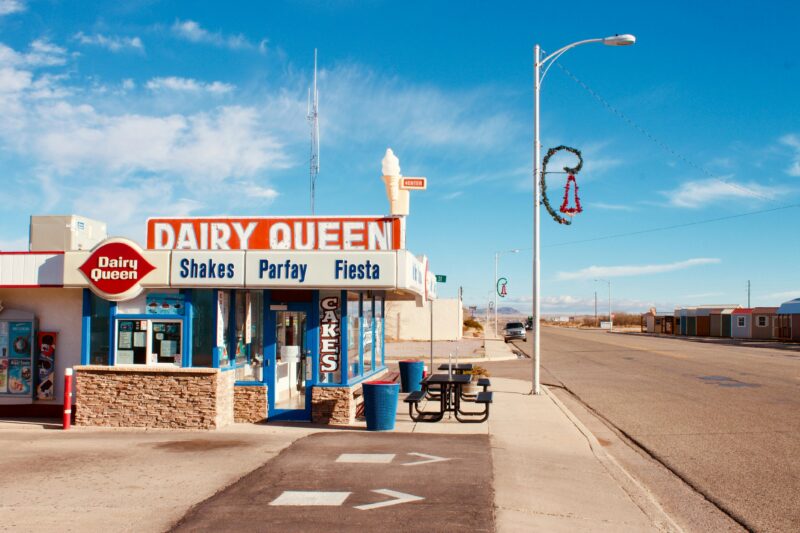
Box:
xmin=78 ymin=239 xmax=156 ymax=301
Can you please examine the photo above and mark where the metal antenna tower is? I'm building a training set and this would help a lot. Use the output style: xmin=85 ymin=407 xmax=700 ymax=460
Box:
xmin=307 ymin=49 xmax=320 ymax=214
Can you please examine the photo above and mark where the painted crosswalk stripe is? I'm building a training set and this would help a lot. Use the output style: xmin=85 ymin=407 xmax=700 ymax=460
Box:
xmin=336 ymin=453 xmax=396 ymax=464
xmin=269 ymin=491 xmax=351 ymax=506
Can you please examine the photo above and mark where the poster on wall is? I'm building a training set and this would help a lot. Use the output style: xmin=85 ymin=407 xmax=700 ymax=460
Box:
xmin=37 ymin=332 xmax=57 ymax=400
xmin=0 ymin=359 xmax=8 ymax=394
xmin=8 ymin=359 xmax=32 ymax=395
xmin=9 ymin=321 xmax=33 ymax=359
xmin=0 ymin=321 xmax=8 ymax=358
xmin=146 ymin=293 xmax=185 ymax=315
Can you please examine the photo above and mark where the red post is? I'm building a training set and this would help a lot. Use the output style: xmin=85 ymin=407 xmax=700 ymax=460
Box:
xmin=63 ymin=368 xmax=73 ymax=430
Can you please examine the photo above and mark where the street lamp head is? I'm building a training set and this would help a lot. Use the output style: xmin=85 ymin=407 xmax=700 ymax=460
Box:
xmin=603 ymin=34 xmax=636 ymax=46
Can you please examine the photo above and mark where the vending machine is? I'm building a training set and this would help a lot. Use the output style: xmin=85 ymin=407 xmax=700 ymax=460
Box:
xmin=0 ymin=309 xmax=36 ymax=398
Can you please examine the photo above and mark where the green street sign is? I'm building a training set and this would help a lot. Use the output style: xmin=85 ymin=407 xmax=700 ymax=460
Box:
xmin=435 ymin=275 xmax=447 ymax=282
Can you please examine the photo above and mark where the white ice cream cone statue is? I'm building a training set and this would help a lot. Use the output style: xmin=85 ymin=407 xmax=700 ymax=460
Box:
xmin=381 ymin=148 xmax=410 ymax=216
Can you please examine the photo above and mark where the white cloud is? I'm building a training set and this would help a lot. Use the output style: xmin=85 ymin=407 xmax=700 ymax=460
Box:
xmin=663 ymin=177 xmax=777 ymax=208
xmin=0 ymin=0 xmax=24 ymax=16
xmin=74 ymin=32 xmax=144 ymax=53
xmin=122 ymin=78 xmax=135 ymax=90
xmin=765 ymin=290 xmax=800 ymax=301
xmin=171 ymin=19 xmax=263 ymax=52
xmin=556 ymin=257 xmax=720 ymax=281
xmin=443 ymin=191 xmax=463 ymax=200
xmin=591 ymin=202 xmax=636 ymax=211
xmin=146 ymin=76 xmax=234 ymax=94
xmin=780 ymin=134 xmax=800 ymax=176
xmin=24 ymin=39 xmax=68 ymax=67
xmin=0 ymin=66 xmax=31 ymax=92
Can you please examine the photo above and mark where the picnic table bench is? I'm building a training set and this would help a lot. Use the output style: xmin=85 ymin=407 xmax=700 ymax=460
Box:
xmin=404 ymin=373 xmax=492 ymax=423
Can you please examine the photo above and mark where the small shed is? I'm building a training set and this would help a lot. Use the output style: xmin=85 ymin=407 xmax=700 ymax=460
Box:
xmin=776 ymin=298 xmax=800 ymax=341
xmin=686 ymin=308 xmax=697 ymax=336
xmin=731 ymin=308 xmax=753 ymax=339
xmin=721 ymin=309 xmax=736 ymax=337
xmin=709 ymin=309 xmax=723 ymax=337
xmin=695 ymin=308 xmax=711 ymax=337
xmin=676 ymin=308 xmax=688 ymax=336
xmin=751 ymin=307 xmax=778 ymax=340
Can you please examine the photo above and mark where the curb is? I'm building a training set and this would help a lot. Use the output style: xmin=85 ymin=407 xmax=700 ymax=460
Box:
xmin=543 ymin=386 xmax=683 ymax=533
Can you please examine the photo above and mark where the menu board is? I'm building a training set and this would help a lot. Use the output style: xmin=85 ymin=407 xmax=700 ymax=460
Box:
xmin=146 ymin=293 xmax=186 ymax=316
xmin=8 ymin=359 xmax=32 ymax=395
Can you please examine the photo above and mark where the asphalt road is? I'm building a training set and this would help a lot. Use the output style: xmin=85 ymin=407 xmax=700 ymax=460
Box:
xmin=495 ymin=326 xmax=800 ymax=533
xmin=172 ymin=432 xmax=493 ymax=533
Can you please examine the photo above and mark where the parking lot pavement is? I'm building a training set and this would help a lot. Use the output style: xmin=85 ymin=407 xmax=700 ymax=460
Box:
xmin=0 ymin=420 xmax=317 ymax=533
xmin=171 ymin=432 xmax=494 ymax=533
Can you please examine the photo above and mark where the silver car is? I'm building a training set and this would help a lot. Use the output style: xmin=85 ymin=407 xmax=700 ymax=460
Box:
xmin=503 ymin=321 xmax=527 ymax=343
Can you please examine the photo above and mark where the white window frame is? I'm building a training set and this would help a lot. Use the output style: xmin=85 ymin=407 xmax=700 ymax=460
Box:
xmin=114 ymin=318 xmax=183 ymax=367
xmin=756 ymin=316 xmax=767 ymax=328
xmin=737 ymin=316 xmax=746 ymax=328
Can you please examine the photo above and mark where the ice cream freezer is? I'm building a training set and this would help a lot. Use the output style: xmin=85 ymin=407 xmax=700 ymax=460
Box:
xmin=0 ymin=308 xmax=36 ymax=402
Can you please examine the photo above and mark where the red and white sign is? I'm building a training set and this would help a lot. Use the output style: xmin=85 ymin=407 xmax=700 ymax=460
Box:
xmin=319 ymin=294 xmax=341 ymax=373
xmin=78 ymin=239 xmax=156 ymax=301
xmin=399 ymin=177 xmax=427 ymax=191
xmin=147 ymin=216 xmax=403 ymax=251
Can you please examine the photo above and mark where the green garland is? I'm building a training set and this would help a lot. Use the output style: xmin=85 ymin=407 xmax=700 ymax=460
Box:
xmin=540 ymin=145 xmax=583 ymax=225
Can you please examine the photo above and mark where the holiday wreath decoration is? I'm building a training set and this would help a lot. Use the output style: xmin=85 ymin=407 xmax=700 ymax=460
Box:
xmin=540 ymin=145 xmax=584 ymax=225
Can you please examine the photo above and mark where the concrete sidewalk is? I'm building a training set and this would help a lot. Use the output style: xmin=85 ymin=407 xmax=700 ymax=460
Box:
xmin=385 ymin=332 xmax=521 ymax=364
xmin=390 ymin=378 xmax=676 ymax=532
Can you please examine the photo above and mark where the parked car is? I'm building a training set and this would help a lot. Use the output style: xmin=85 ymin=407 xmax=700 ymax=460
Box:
xmin=503 ymin=321 xmax=527 ymax=343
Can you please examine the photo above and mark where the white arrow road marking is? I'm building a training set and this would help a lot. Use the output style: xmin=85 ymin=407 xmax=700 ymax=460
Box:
xmin=402 ymin=452 xmax=450 ymax=466
xmin=336 ymin=453 xmax=396 ymax=464
xmin=354 ymin=489 xmax=424 ymax=511
xmin=269 ymin=491 xmax=351 ymax=506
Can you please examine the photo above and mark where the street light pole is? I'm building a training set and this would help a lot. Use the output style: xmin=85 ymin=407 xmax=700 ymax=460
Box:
xmin=595 ymin=278 xmax=612 ymax=331
xmin=494 ymin=249 xmax=520 ymax=336
xmin=532 ymin=34 xmax=635 ymax=395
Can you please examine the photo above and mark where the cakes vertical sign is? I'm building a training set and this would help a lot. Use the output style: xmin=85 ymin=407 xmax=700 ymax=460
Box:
xmin=319 ymin=291 xmax=341 ymax=374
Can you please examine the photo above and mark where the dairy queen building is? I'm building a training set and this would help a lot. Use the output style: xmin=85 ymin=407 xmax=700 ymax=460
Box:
xmin=0 ymin=150 xmax=437 ymax=429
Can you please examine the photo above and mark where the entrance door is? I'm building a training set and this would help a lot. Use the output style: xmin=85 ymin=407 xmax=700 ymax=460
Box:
xmin=266 ymin=304 xmax=313 ymax=420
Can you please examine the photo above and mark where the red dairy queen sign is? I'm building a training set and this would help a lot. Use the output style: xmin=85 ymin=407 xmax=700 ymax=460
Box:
xmin=79 ymin=239 xmax=156 ymax=301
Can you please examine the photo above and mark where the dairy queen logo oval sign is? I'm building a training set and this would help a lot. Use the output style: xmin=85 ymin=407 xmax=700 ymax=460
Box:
xmin=79 ymin=238 xmax=156 ymax=301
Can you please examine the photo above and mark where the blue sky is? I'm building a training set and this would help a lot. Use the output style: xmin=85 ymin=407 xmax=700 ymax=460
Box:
xmin=1 ymin=0 xmax=799 ymax=313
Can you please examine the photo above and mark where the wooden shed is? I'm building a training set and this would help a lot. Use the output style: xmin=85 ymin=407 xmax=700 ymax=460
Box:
xmin=731 ymin=308 xmax=753 ymax=339
xmin=641 ymin=310 xmax=674 ymax=334
xmin=709 ymin=309 xmax=723 ymax=337
xmin=686 ymin=308 xmax=697 ymax=336
xmin=695 ymin=308 xmax=711 ymax=337
xmin=776 ymin=298 xmax=800 ymax=341
xmin=751 ymin=307 xmax=778 ymax=340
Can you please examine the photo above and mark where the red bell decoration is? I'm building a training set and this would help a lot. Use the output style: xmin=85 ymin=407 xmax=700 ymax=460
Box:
xmin=559 ymin=174 xmax=582 ymax=217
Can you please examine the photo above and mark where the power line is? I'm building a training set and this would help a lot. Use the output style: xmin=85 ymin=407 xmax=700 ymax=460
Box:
xmin=545 ymin=203 xmax=800 ymax=248
xmin=554 ymin=61 xmax=775 ymax=203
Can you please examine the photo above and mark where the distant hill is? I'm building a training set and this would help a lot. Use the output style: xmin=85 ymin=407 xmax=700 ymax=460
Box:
xmin=473 ymin=306 xmax=522 ymax=315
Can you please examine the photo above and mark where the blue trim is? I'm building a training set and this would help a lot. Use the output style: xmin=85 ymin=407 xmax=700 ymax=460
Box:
xmin=340 ymin=290 xmax=348 ymax=385
xmin=235 ymin=380 xmax=266 ymax=387
xmin=182 ymin=289 xmax=193 ymax=368
xmin=81 ymin=289 xmax=91 ymax=365
xmin=113 ymin=313 xmax=183 ymax=320
xmin=108 ymin=302 xmax=117 ymax=366
xmin=311 ymin=290 xmax=320 ymax=385
xmin=380 ymin=295 xmax=385 ymax=367
xmin=212 ymin=289 xmax=220 ymax=368
xmin=227 ymin=290 xmax=237 ymax=365
xmin=370 ymin=293 xmax=376 ymax=371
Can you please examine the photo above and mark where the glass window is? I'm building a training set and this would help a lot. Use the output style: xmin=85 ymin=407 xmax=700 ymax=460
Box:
xmin=89 ymin=292 xmax=110 ymax=365
xmin=363 ymin=295 xmax=373 ymax=373
xmin=375 ymin=294 xmax=384 ymax=368
xmin=191 ymin=290 xmax=215 ymax=367
xmin=249 ymin=290 xmax=264 ymax=378
xmin=217 ymin=290 xmax=231 ymax=367
xmin=347 ymin=292 xmax=361 ymax=380
xmin=737 ymin=317 xmax=745 ymax=327
xmin=234 ymin=290 xmax=248 ymax=367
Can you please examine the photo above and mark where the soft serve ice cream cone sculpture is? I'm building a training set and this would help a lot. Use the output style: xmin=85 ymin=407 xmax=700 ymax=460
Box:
xmin=381 ymin=148 xmax=410 ymax=216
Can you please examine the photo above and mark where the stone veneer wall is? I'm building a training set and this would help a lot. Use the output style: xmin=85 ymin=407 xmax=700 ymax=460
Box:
xmin=311 ymin=369 xmax=388 ymax=425
xmin=233 ymin=384 xmax=268 ymax=423
xmin=75 ymin=366 xmax=234 ymax=430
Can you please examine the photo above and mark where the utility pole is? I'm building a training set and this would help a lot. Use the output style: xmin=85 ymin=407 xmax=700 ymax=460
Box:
xmin=594 ymin=291 xmax=598 ymax=327
xmin=747 ymin=280 xmax=751 ymax=308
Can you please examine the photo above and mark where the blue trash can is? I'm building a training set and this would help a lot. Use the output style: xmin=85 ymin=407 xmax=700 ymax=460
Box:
xmin=398 ymin=360 xmax=424 ymax=393
xmin=363 ymin=381 xmax=400 ymax=431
